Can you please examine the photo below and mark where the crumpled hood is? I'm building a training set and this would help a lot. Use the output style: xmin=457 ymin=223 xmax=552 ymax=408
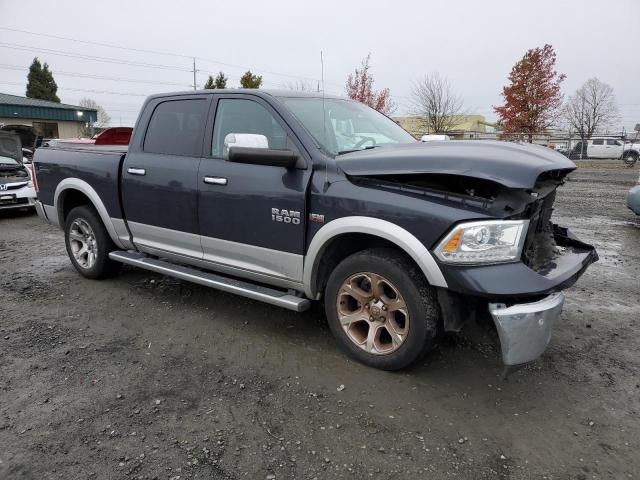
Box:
xmin=0 ymin=131 xmax=22 ymax=165
xmin=336 ymin=141 xmax=576 ymax=189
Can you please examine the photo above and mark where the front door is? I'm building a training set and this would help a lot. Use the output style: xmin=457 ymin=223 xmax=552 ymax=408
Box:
xmin=605 ymin=139 xmax=622 ymax=159
xmin=121 ymin=95 xmax=210 ymax=258
xmin=197 ymin=95 xmax=311 ymax=284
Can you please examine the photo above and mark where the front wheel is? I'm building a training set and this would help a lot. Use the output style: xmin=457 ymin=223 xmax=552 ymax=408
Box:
xmin=324 ymin=248 xmax=440 ymax=370
xmin=623 ymin=151 xmax=639 ymax=167
xmin=64 ymin=205 xmax=119 ymax=279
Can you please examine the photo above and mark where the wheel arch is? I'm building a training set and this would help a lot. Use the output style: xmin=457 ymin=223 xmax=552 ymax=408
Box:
xmin=54 ymin=178 xmax=125 ymax=249
xmin=303 ymin=216 xmax=447 ymax=299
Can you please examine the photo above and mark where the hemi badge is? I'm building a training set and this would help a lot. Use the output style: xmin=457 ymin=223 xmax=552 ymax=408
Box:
xmin=309 ymin=213 xmax=325 ymax=224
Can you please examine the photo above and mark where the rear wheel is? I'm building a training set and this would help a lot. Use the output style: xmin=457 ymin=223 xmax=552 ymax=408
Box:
xmin=623 ymin=151 xmax=639 ymax=167
xmin=324 ymin=248 xmax=440 ymax=370
xmin=64 ymin=205 xmax=119 ymax=279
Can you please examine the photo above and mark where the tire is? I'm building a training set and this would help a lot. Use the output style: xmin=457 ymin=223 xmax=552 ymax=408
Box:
xmin=623 ymin=151 xmax=639 ymax=167
xmin=64 ymin=205 xmax=119 ymax=279
xmin=324 ymin=248 xmax=440 ymax=370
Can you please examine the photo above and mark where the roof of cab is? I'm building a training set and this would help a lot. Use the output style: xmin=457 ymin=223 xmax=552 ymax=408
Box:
xmin=144 ymin=89 xmax=346 ymax=101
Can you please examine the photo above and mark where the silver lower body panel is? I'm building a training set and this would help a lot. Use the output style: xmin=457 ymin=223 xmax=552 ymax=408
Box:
xmin=489 ymin=293 xmax=565 ymax=366
xmin=109 ymin=250 xmax=310 ymax=312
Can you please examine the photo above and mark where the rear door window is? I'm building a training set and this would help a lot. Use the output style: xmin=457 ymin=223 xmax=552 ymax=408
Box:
xmin=144 ymin=99 xmax=208 ymax=156
xmin=592 ymin=139 xmax=604 ymax=145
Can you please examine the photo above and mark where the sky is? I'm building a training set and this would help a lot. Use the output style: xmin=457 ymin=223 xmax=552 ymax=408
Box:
xmin=1 ymin=0 xmax=639 ymax=130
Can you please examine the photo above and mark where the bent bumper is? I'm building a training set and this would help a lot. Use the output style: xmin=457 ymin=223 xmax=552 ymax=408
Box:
xmin=489 ymin=293 xmax=564 ymax=366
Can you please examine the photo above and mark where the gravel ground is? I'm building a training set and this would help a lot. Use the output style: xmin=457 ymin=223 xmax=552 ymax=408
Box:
xmin=1 ymin=161 xmax=639 ymax=480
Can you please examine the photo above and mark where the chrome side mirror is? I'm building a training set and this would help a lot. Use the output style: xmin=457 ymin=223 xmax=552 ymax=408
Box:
xmin=223 ymin=133 xmax=269 ymax=157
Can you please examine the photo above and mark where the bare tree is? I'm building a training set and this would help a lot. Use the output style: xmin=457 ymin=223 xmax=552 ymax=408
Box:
xmin=79 ymin=98 xmax=111 ymax=136
xmin=564 ymin=78 xmax=619 ymax=141
xmin=284 ymin=79 xmax=317 ymax=92
xmin=411 ymin=73 xmax=464 ymax=134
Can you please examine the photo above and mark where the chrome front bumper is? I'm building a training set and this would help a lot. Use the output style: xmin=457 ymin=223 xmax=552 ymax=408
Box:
xmin=489 ymin=293 xmax=565 ymax=366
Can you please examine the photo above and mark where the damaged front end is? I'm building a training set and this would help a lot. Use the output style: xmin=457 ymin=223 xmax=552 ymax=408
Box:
xmin=346 ymin=156 xmax=597 ymax=370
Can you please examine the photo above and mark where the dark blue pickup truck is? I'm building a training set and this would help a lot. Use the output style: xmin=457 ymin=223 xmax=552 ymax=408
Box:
xmin=33 ymin=89 xmax=597 ymax=372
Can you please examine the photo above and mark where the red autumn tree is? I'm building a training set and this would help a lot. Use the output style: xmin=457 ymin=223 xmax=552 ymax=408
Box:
xmin=494 ymin=44 xmax=565 ymax=142
xmin=346 ymin=54 xmax=395 ymax=115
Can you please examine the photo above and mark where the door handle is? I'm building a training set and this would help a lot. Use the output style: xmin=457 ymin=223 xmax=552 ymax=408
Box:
xmin=203 ymin=176 xmax=227 ymax=185
xmin=127 ymin=167 xmax=146 ymax=176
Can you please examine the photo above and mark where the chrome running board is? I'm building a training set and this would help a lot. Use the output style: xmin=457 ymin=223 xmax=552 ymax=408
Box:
xmin=109 ymin=250 xmax=310 ymax=312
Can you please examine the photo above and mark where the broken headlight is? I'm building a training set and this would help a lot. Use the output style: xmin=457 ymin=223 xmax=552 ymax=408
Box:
xmin=434 ymin=220 xmax=529 ymax=264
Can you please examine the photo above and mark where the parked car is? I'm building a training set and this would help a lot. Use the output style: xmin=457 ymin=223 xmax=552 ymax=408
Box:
xmin=627 ymin=172 xmax=640 ymax=215
xmin=568 ymin=137 xmax=624 ymax=160
xmin=33 ymin=90 xmax=598 ymax=372
xmin=421 ymin=134 xmax=450 ymax=142
xmin=0 ymin=131 xmax=37 ymax=211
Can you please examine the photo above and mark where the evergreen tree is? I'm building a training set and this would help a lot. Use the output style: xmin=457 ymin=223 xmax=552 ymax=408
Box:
xmin=26 ymin=58 xmax=60 ymax=102
xmin=239 ymin=70 xmax=262 ymax=89
xmin=203 ymin=72 xmax=228 ymax=89
xmin=204 ymin=75 xmax=216 ymax=89
xmin=214 ymin=72 xmax=228 ymax=89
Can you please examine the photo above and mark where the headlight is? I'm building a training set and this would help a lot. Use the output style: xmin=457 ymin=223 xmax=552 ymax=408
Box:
xmin=434 ymin=220 xmax=529 ymax=264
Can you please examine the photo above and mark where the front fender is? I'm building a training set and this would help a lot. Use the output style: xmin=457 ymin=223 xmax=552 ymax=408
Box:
xmin=303 ymin=216 xmax=448 ymax=299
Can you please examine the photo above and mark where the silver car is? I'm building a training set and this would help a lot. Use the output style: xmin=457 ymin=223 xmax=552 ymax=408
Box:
xmin=627 ymin=172 xmax=640 ymax=215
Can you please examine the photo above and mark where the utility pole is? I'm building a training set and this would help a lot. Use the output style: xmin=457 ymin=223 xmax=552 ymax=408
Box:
xmin=192 ymin=57 xmax=197 ymax=91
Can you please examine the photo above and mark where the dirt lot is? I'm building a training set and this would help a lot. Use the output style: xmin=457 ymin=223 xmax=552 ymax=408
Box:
xmin=1 ymin=161 xmax=639 ymax=480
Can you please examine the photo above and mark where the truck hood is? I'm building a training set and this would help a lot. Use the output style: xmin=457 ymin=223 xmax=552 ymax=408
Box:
xmin=335 ymin=141 xmax=576 ymax=189
xmin=0 ymin=131 xmax=23 ymax=166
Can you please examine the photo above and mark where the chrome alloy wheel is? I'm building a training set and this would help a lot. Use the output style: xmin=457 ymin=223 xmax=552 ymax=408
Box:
xmin=336 ymin=272 xmax=410 ymax=355
xmin=69 ymin=218 xmax=98 ymax=269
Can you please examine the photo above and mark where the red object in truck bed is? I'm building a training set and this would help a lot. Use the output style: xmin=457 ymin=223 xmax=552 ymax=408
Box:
xmin=94 ymin=127 xmax=132 ymax=146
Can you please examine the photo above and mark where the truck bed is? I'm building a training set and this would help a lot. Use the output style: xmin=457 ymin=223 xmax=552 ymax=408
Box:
xmin=34 ymin=146 xmax=126 ymax=220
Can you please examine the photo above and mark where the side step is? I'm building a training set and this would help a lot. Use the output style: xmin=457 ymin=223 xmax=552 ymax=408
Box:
xmin=108 ymin=250 xmax=310 ymax=312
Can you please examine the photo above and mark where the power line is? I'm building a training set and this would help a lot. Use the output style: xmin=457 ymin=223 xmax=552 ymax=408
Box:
xmin=0 ymin=80 xmax=148 ymax=96
xmin=0 ymin=26 xmax=341 ymax=86
xmin=0 ymin=42 xmax=192 ymax=71
xmin=0 ymin=26 xmax=193 ymax=59
xmin=0 ymin=63 xmax=191 ymax=87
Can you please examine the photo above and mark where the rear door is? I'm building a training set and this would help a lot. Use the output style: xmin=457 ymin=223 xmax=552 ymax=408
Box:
xmin=121 ymin=95 xmax=211 ymax=258
xmin=197 ymin=94 xmax=311 ymax=284
xmin=589 ymin=139 xmax=605 ymax=158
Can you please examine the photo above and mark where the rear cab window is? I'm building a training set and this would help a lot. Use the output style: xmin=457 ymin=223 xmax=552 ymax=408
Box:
xmin=144 ymin=99 xmax=208 ymax=156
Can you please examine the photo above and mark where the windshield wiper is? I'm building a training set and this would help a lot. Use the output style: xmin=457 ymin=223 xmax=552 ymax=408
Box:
xmin=336 ymin=145 xmax=381 ymax=155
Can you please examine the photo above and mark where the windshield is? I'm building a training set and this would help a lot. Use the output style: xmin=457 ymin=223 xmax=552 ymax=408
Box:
xmin=282 ymin=97 xmax=416 ymax=155
xmin=0 ymin=155 xmax=19 ymax=165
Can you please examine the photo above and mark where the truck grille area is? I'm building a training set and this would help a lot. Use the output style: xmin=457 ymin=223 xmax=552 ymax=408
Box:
xmin=522 ymin=189 xmax=558 ymax=272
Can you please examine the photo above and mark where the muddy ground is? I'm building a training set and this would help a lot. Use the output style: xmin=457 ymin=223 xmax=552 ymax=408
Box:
xmin=1 ymin=161 xmax=639 ymax=480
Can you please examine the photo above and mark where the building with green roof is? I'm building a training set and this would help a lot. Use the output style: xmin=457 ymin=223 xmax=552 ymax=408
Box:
xmin=0 ymin=92 xmax=98 ymax=140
